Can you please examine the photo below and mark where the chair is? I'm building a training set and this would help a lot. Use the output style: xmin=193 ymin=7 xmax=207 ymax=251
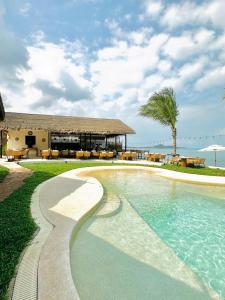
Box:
xmin=41 ymin=149 xmax=51 ymax=159
xmin=83 ymin=151 xmax=91 ymax=159
xmin=131 ymin=152 xmax=137 ymax=160
xmin=51 ymin=150 xmax=59 ymax=159
xmin=6 ymin=149 xmax=15 ymax=161
xmin=76 ymin=151 xmax=84 ymax=159
xmin=12 ymin=150 xmax=23 ymax=160
xmin=61 ymin=150 xmax=69 ymax=158
xmin=21 ymin=148 xmax=29 ymax=159
xmin=170 ymin=156 xmax=180 ymax=165
xmin=106 ymin=151 xmax=114 ymax=159
xmin=69 ymin=150 xmax=75 ymax=158
xmin=91 ymin=151 xmax=100 ymax=158
xmin=99 ymin=151 xmax=107 ymax=159
xmin=144 ymin=152 xmax=150 ymax=160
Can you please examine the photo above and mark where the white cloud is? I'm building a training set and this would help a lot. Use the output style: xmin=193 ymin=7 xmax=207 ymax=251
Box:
xmin=145 ymin=0 xmax=164 ymax=17
xmin=178 ymin=57 xmax=208 ymax=82
xmin=5 ymin=36 xmax=93 ymax=114
xmin=195 ymin=66 xmax=225 ymax=91
xmin=161 ymin=0 xmax=225 ymax=30
xmin=106 ymin=19 xmax=153 ymax=45
xmin=163 ymin=29 xmax=215 ymax=60
xmin=91 ymin=33 xmax=168 ymax=98
xmin=157 ymin=60 xmax=171 ymax=73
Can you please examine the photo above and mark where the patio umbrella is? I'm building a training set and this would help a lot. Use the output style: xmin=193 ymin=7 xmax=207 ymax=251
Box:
xmin=199 ymin=144 xmax=225 ymax=166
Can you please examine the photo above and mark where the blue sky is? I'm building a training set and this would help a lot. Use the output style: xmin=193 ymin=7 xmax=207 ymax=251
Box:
xmin=0 ymin=0 xmax=225 ymax=148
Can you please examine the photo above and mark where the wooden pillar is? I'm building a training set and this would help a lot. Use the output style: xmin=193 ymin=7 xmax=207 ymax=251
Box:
xmin=48 ymin=131 xmax=51 ymax=148
xmin=115 ymin=135 xmax=117 ymax=152
xmin=90 ymin=133 xmax=92 ymax=150
xmin=84 ymin=133 xmax=87 ymax=150
xmin=105 ymin=135 xmax=108 ymax=150
xmin=125 ymin=134 xmax=127 ymax=151
xmin=0 ymin=130 xmax=2 ymax=158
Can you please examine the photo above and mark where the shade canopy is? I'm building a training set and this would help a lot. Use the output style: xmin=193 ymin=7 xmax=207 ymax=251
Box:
xmin=199 ymin=144 xmax=225 ymax=166
xmin=199 ymin=144 xmax=225 ymax=152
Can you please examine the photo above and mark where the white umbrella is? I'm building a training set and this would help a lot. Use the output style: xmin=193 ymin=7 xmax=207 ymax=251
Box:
xmin=199 ymin=144 xmax=225 ymax=166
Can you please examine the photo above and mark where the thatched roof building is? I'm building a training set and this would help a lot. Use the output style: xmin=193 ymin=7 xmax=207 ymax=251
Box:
xmin=0 ymin=112 xmax=135 ymax=135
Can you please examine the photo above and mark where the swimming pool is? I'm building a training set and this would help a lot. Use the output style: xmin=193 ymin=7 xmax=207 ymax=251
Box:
xmin=70 ymin=169 xmax=225 ymax=300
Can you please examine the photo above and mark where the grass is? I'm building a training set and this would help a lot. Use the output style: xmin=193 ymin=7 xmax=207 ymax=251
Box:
xmin=0 ymin=166 xmax=9 ymax=183
xmin=156 ymin=164 xmax=225 ymax=176
xmin=1 ymin=161 xmax=225 ymax=299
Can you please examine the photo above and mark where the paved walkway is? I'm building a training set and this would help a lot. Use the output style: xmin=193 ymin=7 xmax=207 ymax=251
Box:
xmin=0 ymin=161 xmax=32 ymax=202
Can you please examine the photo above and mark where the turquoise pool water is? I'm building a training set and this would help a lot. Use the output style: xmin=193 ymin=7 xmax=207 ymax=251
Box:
xmin=71 ymin=169 xmax=225 ymax=300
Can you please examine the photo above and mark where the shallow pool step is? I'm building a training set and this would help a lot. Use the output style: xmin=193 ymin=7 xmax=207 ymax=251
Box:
xmin=96 ymin=194 xmax=122 ymax=217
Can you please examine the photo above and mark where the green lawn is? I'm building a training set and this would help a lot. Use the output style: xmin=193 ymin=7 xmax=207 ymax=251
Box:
xmin=156 ymin=164 xmax=225 ymax=176
xmin=1 ymin=161 xmax=225 ymax=299
xmin=0 ymin=166 xmax=9 ymax=183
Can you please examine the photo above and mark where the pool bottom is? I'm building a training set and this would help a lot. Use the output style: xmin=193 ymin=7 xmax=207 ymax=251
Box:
xmin=70 ymin=193 xmax=219 ymax=300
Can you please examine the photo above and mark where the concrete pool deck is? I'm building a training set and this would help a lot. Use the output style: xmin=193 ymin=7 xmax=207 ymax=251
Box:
xmin=11 ymin=165 xmax=225 ymax=300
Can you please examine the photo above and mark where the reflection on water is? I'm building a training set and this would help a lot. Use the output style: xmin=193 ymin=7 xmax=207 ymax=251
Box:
xmin=71 ymin=169 xmax=225 ymax=299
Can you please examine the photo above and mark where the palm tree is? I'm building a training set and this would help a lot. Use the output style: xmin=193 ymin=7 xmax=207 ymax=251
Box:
xmin=139 ymin=87 xmax=179 ymax=155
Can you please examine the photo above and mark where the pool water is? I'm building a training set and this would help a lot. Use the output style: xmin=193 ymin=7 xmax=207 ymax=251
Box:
xmin=70 ymin=169 xmax=225 ymax=300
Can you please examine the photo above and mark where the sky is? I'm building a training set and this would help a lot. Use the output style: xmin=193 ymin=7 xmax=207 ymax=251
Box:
xmin=0 ymin=0 xmax=225 ymax=148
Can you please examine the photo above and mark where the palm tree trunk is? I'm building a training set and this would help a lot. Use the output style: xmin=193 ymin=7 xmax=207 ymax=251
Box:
xmin=172 ymin=128 xmax=177 ymax=155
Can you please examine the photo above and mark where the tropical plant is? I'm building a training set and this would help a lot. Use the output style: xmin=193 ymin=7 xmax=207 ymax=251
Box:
xmin=139 ymin=87 xmax=179 ymax=155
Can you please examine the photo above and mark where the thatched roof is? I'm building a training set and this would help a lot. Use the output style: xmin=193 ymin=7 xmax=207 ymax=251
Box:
xmin=0 ymin=112 xmax=135 ymax=135
xmin=0 ymin=94 xmax=5 ymax=121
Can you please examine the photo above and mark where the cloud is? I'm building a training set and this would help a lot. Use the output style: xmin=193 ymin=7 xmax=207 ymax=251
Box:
xmin=163 ymin=28 xmax=215 ymax=60
xmin=31 ymin=73 xmax=92 ymax=108
xmin=195 ymin=66 xmax=225 ymax=91
xmin=143 ymin=0 xmax=164 ymax=17
xmin=91 ymin=33 xmax=168 ymax=99
xmin=3 ymin=34 xmax=93 ymax=114
xmin=161 ymin=0 xmax=225 ymax=30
